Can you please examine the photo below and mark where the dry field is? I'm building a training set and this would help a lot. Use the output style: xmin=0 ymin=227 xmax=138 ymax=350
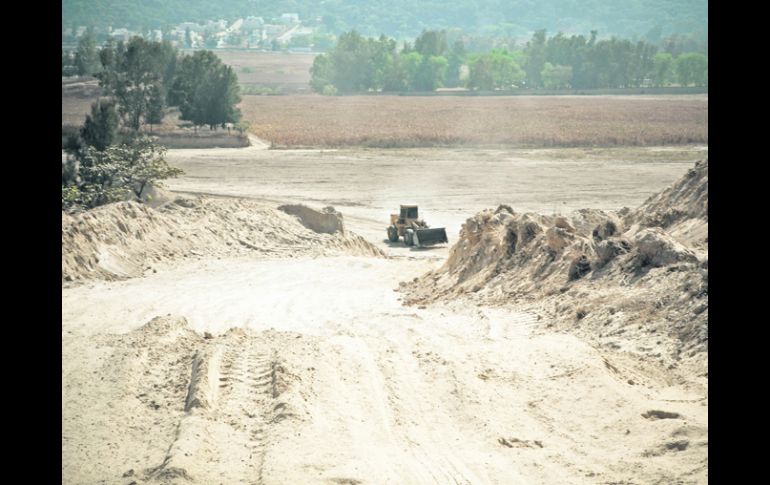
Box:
xmin=211 ymin=50 xmax=316 ymax=92
xmin=241 ymin=94 xmax=708 ymax=148
xmin=62 ymin=79 xmax=707 ymax=149
xmin=62 ymin=94 xmax=97 ymax=126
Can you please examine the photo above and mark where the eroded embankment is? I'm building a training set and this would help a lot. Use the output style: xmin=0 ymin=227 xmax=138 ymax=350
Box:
xmin=62 ymin=197 xmax=384 ymax=282
xmin=403 ymin=159 xmax=708 ymax=372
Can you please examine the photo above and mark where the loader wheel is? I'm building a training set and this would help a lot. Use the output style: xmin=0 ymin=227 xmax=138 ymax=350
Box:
xmin=404 ymin=229 xmax=415 ymax=246
xmin=387 ymin=226 xmax=399 ymax=242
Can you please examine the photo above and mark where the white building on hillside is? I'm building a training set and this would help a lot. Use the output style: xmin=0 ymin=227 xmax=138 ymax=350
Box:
xmin=242 ymin=16 xmax=265 ymax=31
xmin=178 ymin=22 xmax=204 ymax=33
xmin=110 ymin=28 xmax=132 ymax=42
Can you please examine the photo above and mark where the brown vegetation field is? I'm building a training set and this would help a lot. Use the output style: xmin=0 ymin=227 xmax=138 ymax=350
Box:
xmin=240 ymin=94 xmax=708 ymax=148
xmin=62 ymin=78 xmax=101 ymax=125
xmin=211 ymin=50 xmax=316 ymax=92
xmin=62 ymin=95 xmax=95 ymax=126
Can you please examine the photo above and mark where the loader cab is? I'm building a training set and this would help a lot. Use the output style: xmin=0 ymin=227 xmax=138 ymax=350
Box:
xmin=400 ymin=205 xmax=418 ymax=223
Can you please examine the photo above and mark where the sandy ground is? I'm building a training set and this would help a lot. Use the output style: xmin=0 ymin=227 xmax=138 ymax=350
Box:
xmin=62 ymin=142 xmax=707 ymax=484
xmin=165 ymin=141 xmax=707 ymax=258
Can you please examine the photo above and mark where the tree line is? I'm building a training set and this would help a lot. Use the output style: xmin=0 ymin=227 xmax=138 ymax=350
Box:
xmin=63 ymin=35 xmax=243 ymax=210
xmin=310 ymin=29 xmax=708 ymax=93
xmin=64 ymin=31 xmax=242 ymax=131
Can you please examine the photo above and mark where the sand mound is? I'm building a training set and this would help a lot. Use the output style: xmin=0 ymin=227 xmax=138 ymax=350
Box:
xmin=278 ymin=204 xmax=345 ymax=234
xmin=626 ymin=158 xmax=708 ymax=248
xmin=403 ymin=159 xmax=708 ymax=369
xmin=62 ymin=197 xmax=384 ymax=282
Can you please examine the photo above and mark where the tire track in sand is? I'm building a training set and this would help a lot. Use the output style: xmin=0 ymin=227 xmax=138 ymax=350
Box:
xmin=142 ymin=331 xmax=290 ymax=484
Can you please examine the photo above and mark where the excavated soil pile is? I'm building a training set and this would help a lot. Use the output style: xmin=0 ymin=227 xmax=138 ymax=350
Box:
xmin=404 ymin=159 xmax=708 ymax=371
xmin=62 ymin=197 xmax=384 ymax=282
xmin=278 ymin=204 xmax=346 ymax=234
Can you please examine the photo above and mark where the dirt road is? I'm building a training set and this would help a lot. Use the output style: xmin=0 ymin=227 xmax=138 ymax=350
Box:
xmin=62 ymin=256 xmax=707 ymax=484
xmin=62 ymin=144 xmax=707 ymax=484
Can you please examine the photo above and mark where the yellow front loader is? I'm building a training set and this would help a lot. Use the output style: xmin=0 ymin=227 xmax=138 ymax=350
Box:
xmin=386 ymin=205 xmax=448 ymax=247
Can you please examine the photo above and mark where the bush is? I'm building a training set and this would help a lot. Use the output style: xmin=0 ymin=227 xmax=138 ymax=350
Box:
xmin=62 ymin=136 xmax=183 ymax=210
xmin=62 ymin=125 xmax=82 ymax=151
xmin=240 ymin=85 xmax=282 ymax=95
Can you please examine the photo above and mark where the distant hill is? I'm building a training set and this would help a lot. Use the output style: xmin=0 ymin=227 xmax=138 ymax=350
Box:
xmin=62 ymin=0 xmax=707 ymax=40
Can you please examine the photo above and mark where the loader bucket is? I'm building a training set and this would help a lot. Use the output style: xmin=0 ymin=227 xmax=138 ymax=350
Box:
xmin=414 ymin=227 xmax=448 ymax=247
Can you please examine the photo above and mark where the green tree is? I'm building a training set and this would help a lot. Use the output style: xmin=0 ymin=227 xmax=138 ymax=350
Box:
xmin=170 ymin=50 xmax=219 ymax=116
xmin=402 ymin=51 xmax=423 ymax=90
xmin=489 ymin=49 xmax=524 ymax=88
xmin=99 ymin=38 xmax=118 ymax=72
xmin=468 ymin=51 xmax=523 ymax=90
xmin=329 ymin=30 xmax=375 ymax=92
xmin=541 ymin=62 xmax=573 ymax=89
xmin=205 ymin=32 xmax=219 ymax=49
xmin=75 ymin=27 xmax=101 ymax=76
xmin=675 ymin=52 xmax=708 ymax=86
xmin=63 ymin=137 xmax=183 ymax=209
xmin=370 ymin=35 xmax=397 ymax=90
xmin=62 ymin=125 xmax=83 ymax=154
xmin=414 ymin=30 xmax=447 ymax=57
xmin=80 ymin=99 xmax=120 ymax=150
xmin=145 ymin=82 xmax=166 ymax=132
xmin=411 ymin=55 xmax=448 ymax=91
xmin=382 ymin=54 xmax=409 ymax=91
xmin=114 ymin=137 xmax=182 ymax=199
xmin=652 ymin=52 xmax=673 ymax=86
xmin=192 ymin=64 xmax=241 ymax=129
xmin=309 ymin=54 xmax=335 ymax=93
xmin=445 ymin=39 xmax=466 ymax=88
xmin=98 ymin=37 xmax=179 ymax=131
xmin=468 ymin=55 xmax=494 ymax=90
xmin=524 ymin=29 xmax=547 ymax=87
xmin=632 ymin=41 xmax=657 ymax=87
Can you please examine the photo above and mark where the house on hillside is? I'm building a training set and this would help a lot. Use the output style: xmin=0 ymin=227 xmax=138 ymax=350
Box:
xmin=264 ymin=24 xmax=283 ymax=37
xmin=280 ymin=13 xmax=299 ymax=24
xmin=242 ymin=16 xmax=265 ymax=31
xmin=248 ymin=31 xmax=264 ymax=45
xmin=206 ymin=19 xmax=228 ymax=31
xmin=178 ymin=22 xmax=204 ymax=33
xmin=110 ymin=28 xmax=132 ymax=42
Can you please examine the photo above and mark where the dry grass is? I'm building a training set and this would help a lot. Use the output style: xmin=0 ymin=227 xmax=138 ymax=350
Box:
xmin=62 ymin=96 xmax=97 ymax=126
xmin=240 ymin=94 xmax=708 ymax=148
xmin=211 ymin=50 xmax=315 ymax=92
